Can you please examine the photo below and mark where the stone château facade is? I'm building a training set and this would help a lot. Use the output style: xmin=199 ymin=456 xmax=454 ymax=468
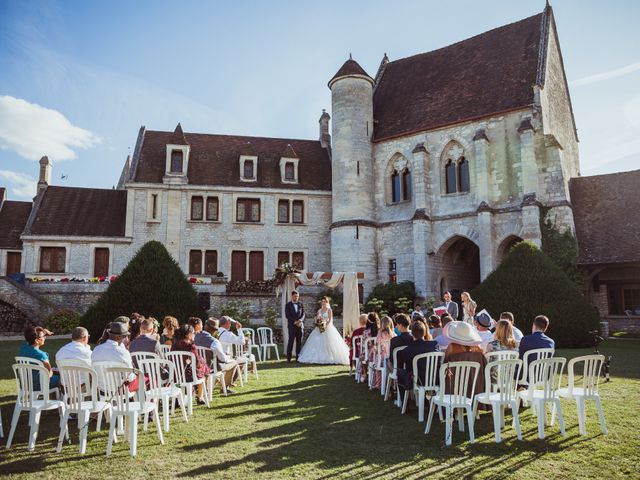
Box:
xmin=4 ymin=5 xmax=635 ymax=323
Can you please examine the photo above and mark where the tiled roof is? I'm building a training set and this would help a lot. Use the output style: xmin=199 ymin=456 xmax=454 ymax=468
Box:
xmin=329 ymin=58 xmax=373 ymax=86
xmin=29 ymin=186 xmax=127 ymax=237
xmin=0 ymin=200 xmax=32 ymax=249
xmin=570 ymin=170 xmax=640 ymax=265
xmin=133 ymin=131 xmax=332 ymax=190
xmin=372 ymin=11 xmax=545 ymax=141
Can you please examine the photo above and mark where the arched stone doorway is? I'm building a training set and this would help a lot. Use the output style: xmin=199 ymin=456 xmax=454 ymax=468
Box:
xmin=497 ymin=235 xmax=524 ymax=264
xmin=435 ymin=236 xmax=481 ymax=302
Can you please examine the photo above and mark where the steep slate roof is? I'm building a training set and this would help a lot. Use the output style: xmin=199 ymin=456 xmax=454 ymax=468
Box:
xmin=0 ymin=200 xmax=32 ymax=249
xmin=569 ymin=170 xmax=640 ymax=265
xmin=29 ymin=186 xmax=127 ymax=237
xmin=373 ymin=11 xmax=545 ymax=141
xmin=133 ymin=131 xmax=332 ymax=190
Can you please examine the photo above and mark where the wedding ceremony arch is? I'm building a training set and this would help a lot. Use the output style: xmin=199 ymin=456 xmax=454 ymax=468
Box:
xmin=277 ymin=272 xmax=364 ymax=345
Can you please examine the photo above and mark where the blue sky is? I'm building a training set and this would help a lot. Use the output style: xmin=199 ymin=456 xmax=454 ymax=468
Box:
xmin=1 ymin=0 xmax=638 ymax=200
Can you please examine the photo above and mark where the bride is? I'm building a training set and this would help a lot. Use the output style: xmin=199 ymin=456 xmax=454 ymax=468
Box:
xmin=298 ymin=296 xmax=350 ymax=365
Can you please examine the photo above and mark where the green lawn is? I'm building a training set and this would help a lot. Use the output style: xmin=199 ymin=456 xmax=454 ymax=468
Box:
xmin=0 ymin=338 xmax=638 ymax=479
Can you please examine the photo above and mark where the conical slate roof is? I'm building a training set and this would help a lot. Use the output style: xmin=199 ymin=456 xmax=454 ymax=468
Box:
xmin=328 ymin=58 xmax=373 ymax=87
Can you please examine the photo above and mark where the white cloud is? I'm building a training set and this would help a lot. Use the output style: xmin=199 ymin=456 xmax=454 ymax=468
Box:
xmin=0 ymin=170 xmax=37 ymax=198
xmin=0 ymin=95 xmax=101 ymax=161
xmin=571 ymin=61 xmax=640 ymax=87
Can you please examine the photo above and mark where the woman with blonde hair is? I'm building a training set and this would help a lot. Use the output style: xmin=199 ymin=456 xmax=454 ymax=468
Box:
xmin=486 ymin=319 xmax=517 ymax=353
xmin=161 ymin=316 xmax=179 ymax=345
xmin=461 ymin=292 xmax=477 ymax=325
xmin=373 ymin=315 xmax=396 ymax=388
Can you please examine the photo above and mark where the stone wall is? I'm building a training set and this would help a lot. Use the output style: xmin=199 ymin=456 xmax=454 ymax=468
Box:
xmin=0 ymin=277 xmax=56 ymax=328
xmin=0 ymin=299 xmax=30 ymax=334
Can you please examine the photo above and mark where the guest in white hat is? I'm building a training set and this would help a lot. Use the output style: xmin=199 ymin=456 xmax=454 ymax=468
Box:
xmin=442 ymin=321 xmax=487 ymax=397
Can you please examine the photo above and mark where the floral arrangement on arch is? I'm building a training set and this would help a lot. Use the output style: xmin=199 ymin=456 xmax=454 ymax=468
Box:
xmin=273 ymin=262 xmax=302 ymax=286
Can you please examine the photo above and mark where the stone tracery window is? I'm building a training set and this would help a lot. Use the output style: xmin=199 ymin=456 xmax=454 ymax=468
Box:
xmin=389 ymin=155 xmax=411 ymax=204
xmin=443 ymin=142 xmax=470 ymax=194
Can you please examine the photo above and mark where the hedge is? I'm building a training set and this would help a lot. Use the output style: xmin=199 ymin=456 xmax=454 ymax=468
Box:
xmin=471 ymin=241 xmax=598 ymax=347
xmin=82 ymin=241 xmax=203 ymax=341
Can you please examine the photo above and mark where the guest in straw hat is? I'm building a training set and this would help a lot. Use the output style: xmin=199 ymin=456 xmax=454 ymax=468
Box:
xmin=442 ymin=321 xmax=487 ymax=398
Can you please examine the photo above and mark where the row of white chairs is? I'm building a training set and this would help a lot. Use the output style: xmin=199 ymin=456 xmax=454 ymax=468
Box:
xmin=351 ymin=339 xmax=607 ymax=445
xmin=3 ymin=342 xmax=263 ymax=456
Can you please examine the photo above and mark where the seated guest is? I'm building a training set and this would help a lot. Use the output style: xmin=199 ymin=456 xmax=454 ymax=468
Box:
xmin=499 ymin=311 xmax=524 ymax=344
xmin=429 ymin=315 xmax=443 ymax=339
xmin=147 ymin=317 xmax=161 ymax=341
xmin=195 ymin=318 xmax=240 ymax=393
xmin=218 ymin=316 xmax=247 ymax=356
xmin=171 ymin=324 xmax=210 ymax=403
xmin=486 ymin=319 xmax=518 ymax=354
xmin=519 ymin=315 xmax=555 ymax=364
xmin=161 ymin=316 xmax=179 ymax=345
xmin=411 ymin=304 xmax=426 ymax=322
xmin=129 ymin=315 xmax=143 ymax=343
xmin=389 ymin=313 xmax=413 ymax=373
xmin=18 ymin=326 xmax=59 ymax=391
xmin=358 ymin=312 xmax=380 ymax=382
xmin=129 ymin=318 xmax=162 ymax=357
xmin=397 ymin=321 xmax=438 ymax=398
xmin=374 ymin=316 xmax=396 ymax=388
xmin=443 ymin=321 xmax=486 ymax=398
xmin=55 ymin=326 xmax=92 ymax=367
xmin=434 ymin=315 xmax=454 ymax=351
xmin=188 ymin=317 xmax=203 ymax=333
xmin=349 ymin=314 xmax=368 ymax=363
xmin=473 ymin=312 xmax=495 ymax=350
xmin=112 ymin=315 xmax=131 ymax=349
xmin=91 ymin=321 xmax=137 ymax=391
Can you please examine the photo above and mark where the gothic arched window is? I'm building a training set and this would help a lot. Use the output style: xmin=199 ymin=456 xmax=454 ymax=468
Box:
xmin=391 ymin=170 xmax=401 ymax=203
xmin=458 ymin=157 xmax=470 ymax=192
xmin=445 ymin=159 xmax=456 ymax=194
xmin=402 ymin=169 xmax=412 ymax=201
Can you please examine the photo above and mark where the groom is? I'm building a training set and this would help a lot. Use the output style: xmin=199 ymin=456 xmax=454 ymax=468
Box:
xmin=285 ymin=290 xmax=305 ymax=362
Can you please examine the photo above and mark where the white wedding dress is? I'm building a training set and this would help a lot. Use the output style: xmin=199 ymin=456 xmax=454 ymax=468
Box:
xmin=298 ymin=308 xmax=350 ymax=365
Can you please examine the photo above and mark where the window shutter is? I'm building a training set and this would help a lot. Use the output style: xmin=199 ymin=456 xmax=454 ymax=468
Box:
xmin=205 ymin=250 xmax=217 ymax=275
xmin=206 ymin=197 xmax=218 ymax=221
xmin=292 ymin=251 xmax=304 ymax=270
xmin=292 ymin=200 xmax=304 ymax=223
xmin=231 ymin=251 xmax=246 ymax=281
xmin=248 ymin=251 xmax=264 ymax=281
xmin=277 ymin=251 xmax=290 ymax=267
xmin=189 ymin=250 xmax=202 ymax=275
xmin=191 ymin=196 xmax=204 ymax=220
xmin=94 ymin=248 xmax=110 ymax=277
xmin=278 ymin=200 xmax=289 ymax=223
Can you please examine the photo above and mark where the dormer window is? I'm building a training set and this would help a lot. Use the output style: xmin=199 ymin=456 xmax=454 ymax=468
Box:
xmin=279 ymin=157 xmax=299 ymax=183
xmin=239 ymin=155 xmax=258 ymax=182
xmin=170 ymin=150 xmax=183 ymax=173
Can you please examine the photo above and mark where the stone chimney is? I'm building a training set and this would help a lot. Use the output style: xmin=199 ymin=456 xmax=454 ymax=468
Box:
xmin=319 ymin=109 xmax=331 ymax=149
xmin=38 ymin=155 xmax=52 ymax=195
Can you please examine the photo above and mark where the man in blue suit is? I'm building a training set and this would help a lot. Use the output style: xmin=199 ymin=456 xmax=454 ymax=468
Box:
xmin=519 ymin=315 xmax=555 ymax=362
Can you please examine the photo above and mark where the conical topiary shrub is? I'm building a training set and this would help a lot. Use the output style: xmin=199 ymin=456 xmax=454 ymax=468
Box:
xmin=471 ymin=241 xmax=598 ymax=347
xmin=82 ymin=241 xmax=202 ymax=340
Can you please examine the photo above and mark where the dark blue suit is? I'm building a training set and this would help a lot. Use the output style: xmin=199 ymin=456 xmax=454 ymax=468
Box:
xmin=397 ymin=339 xmax=439 ymax=392
xmin=519 ymin=331 xmax=555 ymax=363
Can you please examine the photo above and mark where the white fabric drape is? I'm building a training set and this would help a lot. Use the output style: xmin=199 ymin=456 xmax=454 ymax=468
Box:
xmin=342 ymin=272 xmax=359 ymax=338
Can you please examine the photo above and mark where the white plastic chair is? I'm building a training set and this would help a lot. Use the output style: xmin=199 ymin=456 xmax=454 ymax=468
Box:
xmin=486 ymin=350 xmax=519 ymax=363
xmin=519 ymin=348 xmax=555 ymax=386
xmin=473 ymin=359 xmax=523 ymax=443
xmin=350 ymin=335 xmax=363 ymax=379
xmin=257 ymin=327 xmax=280 ymax=361
xmin=14 ymin=356 xmax=60 ymax=400
xmin=363 ymin=337 xmax=377 ymax=389
xmin=384 ymin=345 xmax=407 ymax=405
xmin=234 ymin=342 xmax=258 ymax=383
xmin=196 ymin=345 xmax=230 ymax=399
xmin=57 ymin=365 xmax=112 ymax=453
xmin=517 ymin=357 xmax=567 ymax=439
xmin=403 ymin=352 xmax=444 ymax=422
xmin=6 ymin=363 xmax=66 ymax=451
xmin=425 ymin=361 xmax=480 ymax=446
xmin=374 ymin=340 xmax=389 ymax=395
xmin=165 ymin=351 xmax=210 ymax=415
xmin=159 ymin=345 xmax=171 ymax=359
xmin=558 ymin=354 xmax=607 ymax=435
xmin=104 ymin=366 xmax=164 ymax=457
xmin=244 ymin=328 xmax=262 ymax=362
xmin=138 ymin=358 xmax=188 ymax=433
xmin=130 ymin=351 xmax=159 ymax=369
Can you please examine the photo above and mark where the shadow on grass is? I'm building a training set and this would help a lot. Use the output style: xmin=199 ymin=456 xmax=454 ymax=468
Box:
xmin=176 ymin=363 xmax=592 ymax=478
